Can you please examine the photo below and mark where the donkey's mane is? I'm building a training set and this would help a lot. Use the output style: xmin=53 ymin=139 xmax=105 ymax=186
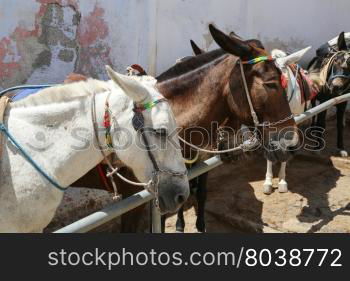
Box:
xmin=10 ymin=79 xmax=110 ymax=108
xmin=10 ymin=75 xmax=157 ymax=108
xmin=156 ymin=49 xmax=227 ymax=82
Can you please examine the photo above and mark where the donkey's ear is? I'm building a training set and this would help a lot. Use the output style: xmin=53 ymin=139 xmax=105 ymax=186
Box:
xmin=229 ymin=31 xmax=242 ymax=40
xmin=106 ymin=65 xmax=150 ymax=103
xmin=190 ymin=40 xmax=204 ymax=55
xmin=275 ymin=46 xmax=312 ymax=67
xmin=209 ymin=24 xmax=252 ymax=58
xmin=337 ymin=32 xmax=348 ymax=51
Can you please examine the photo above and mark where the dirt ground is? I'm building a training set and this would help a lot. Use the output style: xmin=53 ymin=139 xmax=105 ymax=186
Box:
xmin=165 ymin=119 xmax=350 ymax=233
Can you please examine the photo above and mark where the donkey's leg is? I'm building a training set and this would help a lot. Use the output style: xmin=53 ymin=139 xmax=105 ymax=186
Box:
xmin=315 ymin=109 xmax=327 ymax=152
xmin=196 ymin=173 xmax=208 ymax=233
xmin=278 ymin=162 xmax=288 ymax=193
xmin=336 ymin=102 xmax=348 ymax=157
xmin=175 ymin=206 xmax=185 ymax=233
xmin=161 ymin=215 xmax=166 ymax=233
xmin=263 ymin=160 xmax=273 ymax=194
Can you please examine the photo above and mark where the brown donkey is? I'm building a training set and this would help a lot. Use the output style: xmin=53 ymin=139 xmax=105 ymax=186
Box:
xmin=70 ymin=24 xmax=299 ymax=232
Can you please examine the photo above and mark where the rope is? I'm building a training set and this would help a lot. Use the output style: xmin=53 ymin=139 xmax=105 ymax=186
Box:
xmin=0 ymin=123 xmax=67 ymax=191
xmin=90 ymin=92 xmax=156 ymax=191
xmin=239 ymin=60 xmax=260 ymax=127
xmin=178 ymin=136 xmax=244 ymax=154
xmin=0 ymin=96 xmax=10 ymax=158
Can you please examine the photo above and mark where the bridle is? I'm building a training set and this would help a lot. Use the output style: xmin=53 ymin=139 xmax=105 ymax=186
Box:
xmin=91 ymin=91 xmax=187 ymax=209
xmin=238 ymin=56 xmax=295 ymax=129
xmin=322 ymin=50 xmax=350 ymax=94
xmin=177 ymin=55 xmax=295 ymax=155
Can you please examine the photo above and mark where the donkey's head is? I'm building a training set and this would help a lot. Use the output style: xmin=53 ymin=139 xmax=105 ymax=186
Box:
xmin=325 ymin=32 xmax=350 ymax=96
xmin=209 ymin=24 xmax=299 ymax=162
xmin=106 ymin=66 xmax=189 ymax=214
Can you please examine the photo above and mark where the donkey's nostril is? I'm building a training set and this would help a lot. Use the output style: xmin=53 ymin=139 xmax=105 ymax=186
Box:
xmin=175 ymin=194 xmax=186 ymax=205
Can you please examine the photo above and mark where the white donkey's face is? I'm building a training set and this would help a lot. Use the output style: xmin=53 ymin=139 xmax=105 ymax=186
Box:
xmin=106 ymin=66 xmax=189 ymax=214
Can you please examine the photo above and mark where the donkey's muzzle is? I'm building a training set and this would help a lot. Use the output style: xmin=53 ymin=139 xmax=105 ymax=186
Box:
xmin=158 ymin=177 xmax=190 ymax=214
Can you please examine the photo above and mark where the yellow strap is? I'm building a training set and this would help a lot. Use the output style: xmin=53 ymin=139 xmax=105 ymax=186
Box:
xmin=183 ymin=150 xmax=199 ymax=165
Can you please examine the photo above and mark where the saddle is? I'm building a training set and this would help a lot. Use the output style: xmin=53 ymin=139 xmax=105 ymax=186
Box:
xmin=288 ymin=64 xmax=318 ymax=104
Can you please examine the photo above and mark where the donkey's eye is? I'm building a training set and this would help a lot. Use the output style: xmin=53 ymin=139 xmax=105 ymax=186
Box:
xmin=154 ymin=128 xmax=168 ymax=137
xmin=263 ymin=81 xmax=278 ymax=90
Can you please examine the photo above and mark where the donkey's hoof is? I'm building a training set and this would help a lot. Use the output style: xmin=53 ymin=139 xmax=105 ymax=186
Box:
xmin=339 ymin=150 xmax=348 ymax=157
xmin=278 ymin=182 xmax=288 ymax=193
xmin=196 ymin=221 xmax=206 ymax=233
xmin=263 ymin=184 xmax=273 ymax=195
xmin=175 ymin=227 xmax=185 ymax=233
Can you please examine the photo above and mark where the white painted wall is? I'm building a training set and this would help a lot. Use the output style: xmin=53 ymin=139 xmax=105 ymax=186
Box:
xmin=1 ymin=0 xmax=349 ymax=84
xmin=152 ymin=0 xmax=350 ymax=74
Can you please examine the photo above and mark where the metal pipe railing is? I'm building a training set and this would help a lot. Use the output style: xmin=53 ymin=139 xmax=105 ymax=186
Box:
xmin=54 ymin=156 xmax=226 ymax=233
xmin=54 ymin=93 xmax=350 ymax=233
xmin=294 ymin=93 xmax=350 ymax=124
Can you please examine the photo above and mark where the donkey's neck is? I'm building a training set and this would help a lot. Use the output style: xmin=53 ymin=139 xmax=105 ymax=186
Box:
xmin=156 ymin=52 xmax=231 ymax=130
xmin=5 ymin=85 xmax=127 ymax=187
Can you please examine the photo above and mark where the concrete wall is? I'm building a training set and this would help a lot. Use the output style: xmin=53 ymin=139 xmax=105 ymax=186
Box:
xmin=0 ymin=0 xmax=349 ymax=89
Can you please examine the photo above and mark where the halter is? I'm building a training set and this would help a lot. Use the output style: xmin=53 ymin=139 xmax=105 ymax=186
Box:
xmin=322 ymin=50 xmax=350 ymax=94
xmin=176 ymin=56 xmax=294 ymax=156
xmin=238 ymin=56 xmax=294 ymax=129
xmin=92 ymin=92 xmax=187 ymax=209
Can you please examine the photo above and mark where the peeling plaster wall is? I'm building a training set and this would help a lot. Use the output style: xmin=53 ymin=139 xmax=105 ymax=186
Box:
xmin=0 ymin=0 xmax=349 ymax=88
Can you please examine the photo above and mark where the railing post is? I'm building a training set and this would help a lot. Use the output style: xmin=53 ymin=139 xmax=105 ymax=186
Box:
xmin=151 ymin=200 xmax=162 ymax=233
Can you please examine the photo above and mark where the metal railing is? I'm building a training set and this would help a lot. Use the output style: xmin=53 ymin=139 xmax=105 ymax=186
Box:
xmin=54 ymin=93 xmax=350 ymax=233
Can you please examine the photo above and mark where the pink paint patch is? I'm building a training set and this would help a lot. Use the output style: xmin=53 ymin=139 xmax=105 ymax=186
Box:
xmin=78 ymin=4 xmax=109 ymax=46
xmin=76 ymin=3 xmax=112 ymax=76
xmin=0 ymin=38 xmax=20 ymax=78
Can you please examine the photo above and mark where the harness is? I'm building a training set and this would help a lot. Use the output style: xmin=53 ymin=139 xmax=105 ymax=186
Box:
xmin=239 ymin=56 xmax=295 ymax=128
xmin=0 ymin=85 xmax=187 ymax=209
xmin=0 ymin=99 xmax=67 ymax=191
xmin=177 ymin=55 xmax=295 ymax=154
xmin=320 ymin=50 xmax=350 ymax=93
xmin=91 ymin=92 xmax=187 ymax=209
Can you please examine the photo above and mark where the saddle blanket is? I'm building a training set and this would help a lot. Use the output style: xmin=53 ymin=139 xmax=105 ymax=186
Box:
xmin=11 ymin=88 xmax=42 ymax=102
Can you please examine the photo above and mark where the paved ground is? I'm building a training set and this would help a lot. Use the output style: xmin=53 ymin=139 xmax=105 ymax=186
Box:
xmin=165 ymin=119 xmax=350 ymax=233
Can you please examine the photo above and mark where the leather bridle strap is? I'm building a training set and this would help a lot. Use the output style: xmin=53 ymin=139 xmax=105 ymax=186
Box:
xmin=140 ymin=128 xmax=160 ymax=171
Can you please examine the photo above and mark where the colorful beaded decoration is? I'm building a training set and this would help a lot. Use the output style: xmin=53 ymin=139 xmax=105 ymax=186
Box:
xmin=242 ymin=56 xmax=273 ymax=65
xmin=133 ymin=98 xmax=166 ymax=113
xmin=103 ymin=101 xmax=113 ymax=148
xmin=103 ymin=98 xmax=166 ymax=148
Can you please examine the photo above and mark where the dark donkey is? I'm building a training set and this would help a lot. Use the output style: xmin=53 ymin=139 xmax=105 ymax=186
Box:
xmin=308 ymin=32 xmax=350 ymax=157
xmin=72 ymin=24 xmax=299 ymax=232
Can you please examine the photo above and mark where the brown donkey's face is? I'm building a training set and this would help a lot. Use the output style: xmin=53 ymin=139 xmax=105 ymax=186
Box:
xmin=327 ymin=32 xmax=350 ymax=96
xmin=208 ymin=24 xmax=299 ymax=162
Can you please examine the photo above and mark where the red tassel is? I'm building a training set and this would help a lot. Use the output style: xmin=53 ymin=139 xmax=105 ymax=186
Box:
xmin=281 ymin=74 xmax=288 ymax=89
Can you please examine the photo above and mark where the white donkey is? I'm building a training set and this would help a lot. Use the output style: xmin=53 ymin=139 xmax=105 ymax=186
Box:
xmin=263 ymin=47 xmax=313 ymax=194
xmin=0 ymin=66 xmax=189 ymax=232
